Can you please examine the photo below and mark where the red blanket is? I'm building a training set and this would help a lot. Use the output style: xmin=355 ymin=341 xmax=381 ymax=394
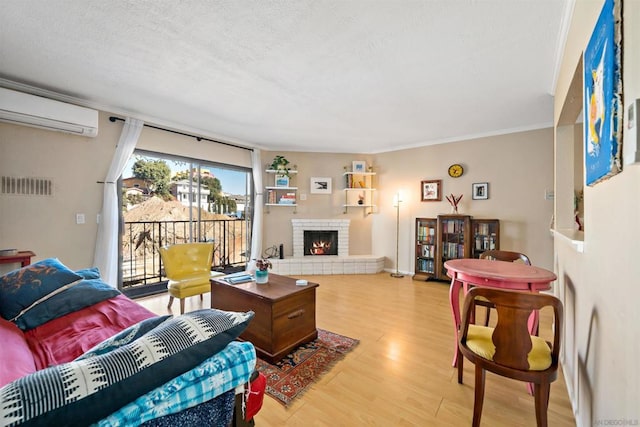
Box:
xmin=24 ymin=295 xmax=156 ymax=370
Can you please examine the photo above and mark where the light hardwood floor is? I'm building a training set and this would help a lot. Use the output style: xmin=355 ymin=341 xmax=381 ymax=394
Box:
xmin=136 ymin=273 xmax=576 ymax=426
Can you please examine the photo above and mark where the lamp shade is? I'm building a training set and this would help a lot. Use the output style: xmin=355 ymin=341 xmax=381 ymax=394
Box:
xmin=393 ymin=191 xmax=403 ymax=207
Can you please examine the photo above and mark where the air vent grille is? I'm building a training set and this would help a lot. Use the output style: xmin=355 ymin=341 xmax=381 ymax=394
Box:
xmin=1 ymin=176 xmax=53 ymax=196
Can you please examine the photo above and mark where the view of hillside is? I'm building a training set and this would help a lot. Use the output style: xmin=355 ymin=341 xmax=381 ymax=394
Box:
xmin=119 ymin=156 xmax=250 ymax=289
xmin=122 ymin=197 xmax=249 ymax=287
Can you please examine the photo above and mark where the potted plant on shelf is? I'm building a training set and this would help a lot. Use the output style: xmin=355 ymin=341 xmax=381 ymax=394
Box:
xmin=269 ymin=155 xmax=292 ymax=178
xmin=254 ymin=258 xmax=272 ymax=284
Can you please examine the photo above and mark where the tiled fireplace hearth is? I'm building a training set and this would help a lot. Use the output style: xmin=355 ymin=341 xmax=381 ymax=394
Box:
xmin=269 ymin=219 xmax=384 ymax=275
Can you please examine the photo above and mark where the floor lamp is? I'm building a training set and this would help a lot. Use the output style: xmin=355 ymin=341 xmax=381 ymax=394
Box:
xmin=391 ymin=192 xmax=404 ymax=278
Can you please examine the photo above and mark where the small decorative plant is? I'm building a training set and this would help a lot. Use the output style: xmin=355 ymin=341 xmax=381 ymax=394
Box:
xmin=269 ymin=155 xmax=292 ymax=177
xmin=574 ymin=190 xmax=584 ymax=231
xmin=255 ymin=258 xmax=272 ymax=271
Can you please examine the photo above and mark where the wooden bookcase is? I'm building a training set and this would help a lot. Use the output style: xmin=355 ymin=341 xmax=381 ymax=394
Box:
xmin=436 ymin=215 xmax=472 ymax=280
xmin=414 ymin=215 xmax=500 ymax=281
xmin=414 ymin=217 xmax=438 ymax=280
xmin=470 ymin=218 xmax=500 ymax=259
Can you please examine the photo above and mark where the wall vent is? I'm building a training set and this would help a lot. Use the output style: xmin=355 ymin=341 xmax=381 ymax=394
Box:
xmin=1 ymin=176 xmax=53 ymax=196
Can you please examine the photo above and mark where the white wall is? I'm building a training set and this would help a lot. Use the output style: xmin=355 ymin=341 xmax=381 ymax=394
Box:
xmin=1 ymin=118 xmax=554 ymax=277
xmin=0 ymin=114 xmax=255 ymax=275
xmin=0 ymin=112 xmax=118 ymax=272
xmin=374 ymin=128 xmax=555 ymax=274
xmin=135 ymin=125 xmax=252 ymax=169
xmin=259 ymin=130 xmax=554 ymax=274
xmin=260 ymin=151 xmax=377 ymax=258
xmin=554 ymin=1 xmax=640 ymax=425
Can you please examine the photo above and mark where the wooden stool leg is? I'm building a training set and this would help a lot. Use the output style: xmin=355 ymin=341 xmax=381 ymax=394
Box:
xmin=167 ymin=296 xmax=174 ymax=309
xmin=180 ymin=298 xmax=186 ymax=314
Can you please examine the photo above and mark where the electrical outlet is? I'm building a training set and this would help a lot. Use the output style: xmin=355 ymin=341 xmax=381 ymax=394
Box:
xmin=76 ymin=213 xmax=85 ymax=224
xmin=623 ymin=99 xmax=640 ymax=165
xmin=544 ymin=190 xmax=554 ymax=200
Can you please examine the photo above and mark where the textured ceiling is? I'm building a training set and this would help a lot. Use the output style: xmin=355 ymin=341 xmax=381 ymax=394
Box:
xmin=0 ymin=1 xmax=570 ymax=153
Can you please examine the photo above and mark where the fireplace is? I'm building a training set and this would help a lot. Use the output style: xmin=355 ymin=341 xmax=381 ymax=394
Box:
xmin=269 ymin=219 xmax=383 ymax=275
xmin=292 ymin=219 xmax=350 ymax=258
xmin=304 ymin=230 xmax=338 ymax=256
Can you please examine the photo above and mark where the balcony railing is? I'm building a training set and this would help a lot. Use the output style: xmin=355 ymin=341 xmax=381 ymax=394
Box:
xmin=121 ymin=218 xmax=250 ymax=296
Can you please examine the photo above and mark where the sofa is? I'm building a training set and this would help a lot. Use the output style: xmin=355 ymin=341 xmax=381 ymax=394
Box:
xmin=0 ymin=258 xmax=264 ymax=426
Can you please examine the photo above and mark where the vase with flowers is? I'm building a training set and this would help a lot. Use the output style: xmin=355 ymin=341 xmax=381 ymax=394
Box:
xmin=254 ymin=258 xmax=272 ymax=284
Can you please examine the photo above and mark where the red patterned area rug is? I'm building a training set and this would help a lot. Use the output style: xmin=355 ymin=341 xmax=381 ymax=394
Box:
xmin=255 ymin=329 xmax=359 ymax=406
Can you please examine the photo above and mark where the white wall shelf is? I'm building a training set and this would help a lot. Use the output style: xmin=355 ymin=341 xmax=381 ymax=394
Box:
xmin=265 ymin=186 xmax=298 ymax=190
xmin=265 ymin=169 xmax=298 ymax=213
xmin=265 ymin=169 xmax=298 ymax=174
xmin=343 ymin=169 xmax=377 ymax=214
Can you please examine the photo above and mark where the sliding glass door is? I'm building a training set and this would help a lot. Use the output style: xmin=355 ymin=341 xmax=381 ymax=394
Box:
xmin=119 ymin=150 xmax=252 ymax=296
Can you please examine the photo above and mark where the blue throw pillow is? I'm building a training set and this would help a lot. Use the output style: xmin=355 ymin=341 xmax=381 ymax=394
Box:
xmin=0 ymin=309 xmax=254 ymax=427
xmin=76 ymin=315 xmax=172 ymax=360
xmin=75 ymin=267 xmax=101 ymax=280
xmin=0 ymin=258 xmax=83 ymax=321
xmin=13 ymin=278 xmax=121 ymax=330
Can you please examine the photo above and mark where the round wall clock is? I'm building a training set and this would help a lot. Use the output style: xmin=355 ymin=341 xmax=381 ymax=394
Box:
xmin=448 ymin=163 xmax=464 ymax=178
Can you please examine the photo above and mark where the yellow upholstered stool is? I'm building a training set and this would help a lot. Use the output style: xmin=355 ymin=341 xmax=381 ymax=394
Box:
xmin=159 ymin=243 xmax=223 ymax=314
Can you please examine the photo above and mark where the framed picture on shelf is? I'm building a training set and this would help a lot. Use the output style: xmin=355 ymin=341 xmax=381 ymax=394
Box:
xmin=472 ymin=182 xmax=489 ymax=200
xmin=421 ymin=179 xmax=442 ymax=201
xmin=275 ymin=174 xmax=289 ymax=187
xmin=310 ymin=177 xmax=332 ymax=194
xmin=352 ymin=160 xmax=366 ymax=173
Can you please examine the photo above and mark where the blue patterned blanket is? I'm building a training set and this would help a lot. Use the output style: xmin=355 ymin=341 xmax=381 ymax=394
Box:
xmin=95 ymin=341 xmax=255 ymax=427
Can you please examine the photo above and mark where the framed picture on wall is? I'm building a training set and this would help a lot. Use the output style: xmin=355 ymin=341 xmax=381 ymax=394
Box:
xmin=310 ymin=177 xmax=332 ymax=194
xmin=472 ymin=182 xmax=489 ymax=200
xmin=583 ymin=0 xmax=622 ymax=186
xmin=421 ymin=179 xmax=442 ymax=201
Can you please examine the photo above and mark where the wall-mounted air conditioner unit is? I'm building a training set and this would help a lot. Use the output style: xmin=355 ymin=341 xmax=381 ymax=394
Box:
xmin=0 ymin=87 xmax=98 ymax=137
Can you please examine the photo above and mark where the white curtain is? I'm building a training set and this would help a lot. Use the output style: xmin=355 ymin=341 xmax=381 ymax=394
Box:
xmin=248 ymin=148 xmax=263 ymax=270
xmin=94 ymin=118 xmax=144 ymax=287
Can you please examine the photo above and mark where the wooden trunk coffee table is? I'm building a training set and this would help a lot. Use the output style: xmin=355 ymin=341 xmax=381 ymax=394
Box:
xmin=210 ymin=273 xmax=319 ymax=363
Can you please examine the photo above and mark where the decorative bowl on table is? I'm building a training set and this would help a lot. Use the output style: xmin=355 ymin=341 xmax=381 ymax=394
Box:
xmin=0 ymin=249 xmax=18 ymax=256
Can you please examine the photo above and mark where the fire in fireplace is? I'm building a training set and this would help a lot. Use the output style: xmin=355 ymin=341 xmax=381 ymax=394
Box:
xmin=304 ymin=230 xmax=338 ymax=256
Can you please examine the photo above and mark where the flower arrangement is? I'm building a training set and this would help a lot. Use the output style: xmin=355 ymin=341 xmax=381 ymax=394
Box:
xmin=446 ymin=193 xmax=463 ymax=214
xmin=255 ymin=258 xmax=272 ymax=271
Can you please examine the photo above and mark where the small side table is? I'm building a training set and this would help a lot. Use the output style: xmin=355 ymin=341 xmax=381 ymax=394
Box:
xmin=0 ymin=251 xmax=36 ymax=268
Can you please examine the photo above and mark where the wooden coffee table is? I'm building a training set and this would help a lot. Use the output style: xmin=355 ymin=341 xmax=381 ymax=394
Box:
xmin=210 ymin=273 xmax=319 ymax=363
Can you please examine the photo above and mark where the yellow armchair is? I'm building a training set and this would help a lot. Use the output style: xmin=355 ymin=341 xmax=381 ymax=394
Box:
xmin=159 ymin=242 xmax=223 ymax=314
